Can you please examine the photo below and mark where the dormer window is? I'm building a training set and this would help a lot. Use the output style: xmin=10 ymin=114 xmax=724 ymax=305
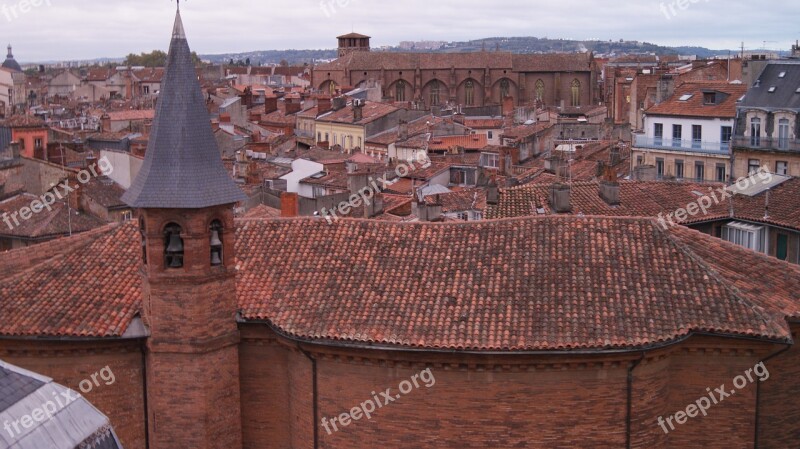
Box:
xmin=703 ymin=92 xmax=716 ymax=105
xmin=164 ymin=223 xmax=184 ymax=269
xmin=210 ymin=220 xmax=223 ymax=266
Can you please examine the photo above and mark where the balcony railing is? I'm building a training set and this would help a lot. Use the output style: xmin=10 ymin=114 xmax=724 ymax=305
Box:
xmin=633 ymin=135 xmax=730 ymax=155
xmin=731 ymin=136 xmax=800 ymax=152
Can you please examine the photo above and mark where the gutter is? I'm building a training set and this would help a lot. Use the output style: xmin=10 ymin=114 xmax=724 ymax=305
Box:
xmin=297 ymin=343 xmax=319 ymax=449
xmin=626 ymin=352 xmax=646 ymax=449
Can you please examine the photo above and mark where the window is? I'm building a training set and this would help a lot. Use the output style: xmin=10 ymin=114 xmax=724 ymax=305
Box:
xmin=571 ymin=79 xmax=581 ymax=106
xmin=325 ymin=132 xmax=329 ymax=142
xmin=703 ymin=92 xmax=716 ymax=104
xmin=750 ymin=117 xmax=761 ymax=146
xmin=776 ymin=161 xmax=788 ymax=175
xmin=312 ymin=185 xmax=326 ymax=198
xmin=451 ymin=168 xmax=467 ymax=185
xmin=430 ymin=80 xmax=441 ymax=106
xmin=164 ymin=223 xmax=184 ymax=269
xmin=34 ymin=138 xmax=43 ymax=149
xmin=465 ymin=80 xmax=474 ymax=106
xmin=654 ymin=123 xmax=663 ymax=145
xmin=695 ymin=162 xmax=705 ymax=181
xmin=488 ymin=131 xmax=493 ymax=140
xmin=776 ymin=234 xmax=789 ymax=261
xmin=672 ymin=124 xmax=682 ymax=147
xmin=210 ymin=220 xmax=223 ymax=266
xmin=748 ymin=159 xmax=761 ymax=174
xmin=716 ymin=164 xmax=726 ymax=182
xmin=656 ymin=158 xmax=665 ymax=179
xmin=317 ymin=132 xmax=321 ymax=142
xmin=358 ymin=137 xmax=362 ymax=149
xmin=692 ymin=125 xmax=702 ymax=149
xmin=456 ymin=212 xmax=469 ymax=221
xmin=722 ymin=221 xmax=767 ymax=253
xmin=778 ymin=118 xmax=790 ymax=149
xmin=143 ymin=85 xmax=150 ymax=95
xmin=481 ymin=152 xmax=499 ymax=169
xmin=636 ymin=155 xmax=643 ymax=166
xmin=675 ymin=160 xmax=684 ymax=179
xmin=535 ymin=79 xmax=544 ymax=102
xmin=500 ymin=79 xmax=510 ymax=99
xmin=720 ymin=126 xmax=732 ymax=150
xmin=395 ymin=80 xmax=406 ymax=102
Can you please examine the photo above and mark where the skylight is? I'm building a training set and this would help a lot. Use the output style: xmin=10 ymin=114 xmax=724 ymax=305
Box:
xmin=779 ymin=71 xmax=787 ymax=78
xmin=796 ymin=87 xmax=800 ymax=94
xmin=679 ymin=94 xmax=694 ymax=101
xmin=768 ymin=87 xmax=777 ymax=93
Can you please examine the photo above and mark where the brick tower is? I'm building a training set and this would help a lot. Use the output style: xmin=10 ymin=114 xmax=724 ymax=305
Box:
xmin=121 ymin=8 xmax=246 ymax=449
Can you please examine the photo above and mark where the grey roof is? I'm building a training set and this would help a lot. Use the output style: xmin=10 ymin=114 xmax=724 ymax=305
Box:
xmin=2 ymin=45 xmax=22 ymax=72
xmin=738 ymin=62 xmax=800 ymax=111
xmin=121 ymin=11 xmax=245 ymax=209
xmin=0 ymin=360 xmax=123 ymax=449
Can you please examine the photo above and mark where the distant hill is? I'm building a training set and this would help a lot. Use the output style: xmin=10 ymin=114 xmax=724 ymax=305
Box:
xmin=198 ymin=36 xmax=737 ymax=65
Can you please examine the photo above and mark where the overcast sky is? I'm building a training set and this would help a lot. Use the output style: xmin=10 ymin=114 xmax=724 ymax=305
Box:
xmin=3 ymin=0 xmax=799 ymax=62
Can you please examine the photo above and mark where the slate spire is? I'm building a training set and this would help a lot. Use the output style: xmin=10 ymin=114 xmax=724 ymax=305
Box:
xmin=122 ymin=9 xmax=244 ymax=209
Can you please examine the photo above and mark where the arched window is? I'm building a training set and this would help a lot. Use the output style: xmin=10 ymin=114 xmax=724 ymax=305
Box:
xmin=500 ymin=79 xmax=510 ymax=99
xmin=465 ymin=80 xmax=475 ymax=106
xmin=430 ymin=80 xmax=441 ymax=106
xmin=571 ymin=79 xmax=581 ymax=106
xmin=396 ymin=80 xmax=406 ymax=102
xmin=164 ymin=223 xmax=184 ymax=269
xmin=210 ymin=220 xmax=223 ymax=266
xmin=535 ymin=79 xmax=545 ymax=102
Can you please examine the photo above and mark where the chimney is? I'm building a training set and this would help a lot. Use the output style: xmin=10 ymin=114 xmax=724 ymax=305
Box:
xmin=486 ymin=180 xmax=499 ymax=205
xmin=264 ymin=96 xmax=278 ymax=114
xmin=285 ymin=102 xmax=302 ymax=115
xmin=363 ymin=193 xmax=385 ymax=218
xmin=353 ymin=102 xmax=364 ymax=122
xmin=596 ymin=160 xmax=606 ymax=177
xmin=549 ymin=183 xmax=571 ymax=213
xmin=100 ymin=113 xmax=111 ymax=132
xmin=634 ymin=164 xmax=657 ymax=181
xmin=211 ymin=120 xmax=220 ymax=131
xmin=67 ymin=173 xmax=83 ymax=212
xmin=9 ymin=141 xmax=20 ymax=159
xmin=599 ymin=181 xmax=620 ymax=206
xmin=317 ymin=97 xmax=332 ymax=115
xmin=398 ymin=120 xmax=409 ymax=140
xmin=416 ymin=194 xmax=443 ymax=222
xmin=280 ymin=192 xmax=299 ymax=217
xmin=610 ymin=145 xmax=621 ymax=166
xmin=348 ymin=172 xmax=369 ymax=195
xmin=332 ymin=97 xmax=347 ymax=111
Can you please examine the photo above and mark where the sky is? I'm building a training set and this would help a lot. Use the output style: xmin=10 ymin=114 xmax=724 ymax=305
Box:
xmin=2 ymin=0 xmax=799 ymax=62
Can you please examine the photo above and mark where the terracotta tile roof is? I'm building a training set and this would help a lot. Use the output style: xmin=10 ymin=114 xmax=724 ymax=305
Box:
xmin=133 ymin=68 xmax=165 ymax=83
xmin=242 ymin=204 xmax=281 ymax=218
xmin=0 ymin=223 xmax=139 ymax=337
xmin=235 ymin=216 xmax=791 ymax=350
xmin=428 ymin=134 xmax=488 ymax=151
xmin=85 ymin=68 xmax=115 ymax=82
xmin=81 ymin=178 xmax=128 ymax=210
xmin=463 ymin=118 xmax=504 ymax=129
xmin=0 ymin=194 xmax=107 ymax=240
xmin=317 ymin=101 xmax=399 ymax=126
xmin=367 ymin=115 xmax=438 ymax=146
xmin=501 ymin=121 xmax=555 ymax=140
xmin=1 ymin=115 xmax=46 ymax=128
xmin=2 ymin=216 xmax=798 ymax=347
xmin=425 ymin=188 xmax=486 ymax=213
xmin=106 ymin=110 xmax=155 ymax=121
xmin=645 ymin=82 xmax=747 ymax=119
xmin=261 ymin=109 xmax=297 ymax=126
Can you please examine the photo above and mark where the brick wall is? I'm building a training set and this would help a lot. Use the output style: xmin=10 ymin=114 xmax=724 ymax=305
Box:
xmin=0 ymin=340 xmax=147 ymax=449
xmin=758 ymin=323 xmax=800 ymax=448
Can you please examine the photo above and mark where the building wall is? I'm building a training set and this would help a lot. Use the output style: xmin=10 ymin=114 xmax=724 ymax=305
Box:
xmin=0 ymin=339 xmax=148 ymax=449
xmin=632 ymin=147 xmax=729 ymax=182
xmin=315 ymin=121 xmax=364 ymax=154
xmin=733 ymin=148 xmax=800 ymax=178
xmin=12 ymin=128 xmax=48 ymax=159
xmin=758 ymin=323 xmax=800 ymax=448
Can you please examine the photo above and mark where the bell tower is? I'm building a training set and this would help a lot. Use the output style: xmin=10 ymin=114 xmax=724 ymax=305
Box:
xmin=121 ymin=8 xmax=245 ymax=449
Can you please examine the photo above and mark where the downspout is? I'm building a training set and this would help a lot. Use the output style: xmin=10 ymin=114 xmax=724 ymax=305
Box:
xmin=754 ymin=341 xmax=792 ymax=448
xmin=626 ymin=352 xmax=646 ymax=449
xmin=298 ymin=344 xmax=319 ymax=449
xmin=141 ymin=343 xmax=150 ymax=449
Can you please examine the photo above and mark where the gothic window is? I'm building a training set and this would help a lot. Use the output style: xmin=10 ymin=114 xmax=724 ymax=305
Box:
xmin=430 ymin=80 xmax=441 ymax=106
xmin=500 ymin=79 xmax=510 ymax=99
xmin=535 ymin=79 xmax=544 ymax=102
xmin=571 ymin=79 xmax=581 ymax=106
xmin=396 ymin=80 xmax=406 ymax=102
xmin=465 ymin=80 xmax=475 ymax=106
